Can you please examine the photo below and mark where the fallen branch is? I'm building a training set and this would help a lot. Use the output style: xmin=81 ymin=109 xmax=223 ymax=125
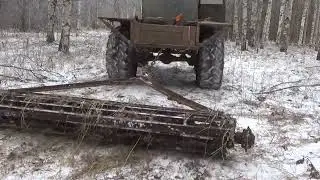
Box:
xmin=267 ymin=79 xmax=303 ymax=91
xmin=0 ymin=64 xmax=47 ymax=81
xmin=0 ymin=74 xmax=33 ymax=82
xmin=14 ymin=54 xmax=67 ymax=79
xmin=306 ymin=66 xmax=320 ymax=69
xmin=124 ymin=136 xmax=141 ymax=166
xmin=256 ymin=83 xmax=320 ymax=94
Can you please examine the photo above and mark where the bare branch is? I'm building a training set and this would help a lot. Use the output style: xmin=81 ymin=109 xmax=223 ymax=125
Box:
xmin=0 ymin=64 xmax=47 ymax=81
xmin=256 ymin=83 xmax=320 ymax=94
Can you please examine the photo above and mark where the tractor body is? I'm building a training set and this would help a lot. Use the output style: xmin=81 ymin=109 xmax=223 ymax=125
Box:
xmin=100 ymin=0 xmax=230 ymax=89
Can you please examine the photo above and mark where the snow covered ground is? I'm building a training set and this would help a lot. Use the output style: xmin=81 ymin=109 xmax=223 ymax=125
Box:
xmin=0 ymin=30 xmax=319 ymax=180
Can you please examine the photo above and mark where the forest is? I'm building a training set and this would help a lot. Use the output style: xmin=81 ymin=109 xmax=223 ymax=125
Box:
xmin=0 ymin=0 xmax=319 ymax=57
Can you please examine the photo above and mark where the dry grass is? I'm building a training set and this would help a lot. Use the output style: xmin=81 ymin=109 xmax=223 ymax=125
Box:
xmin=69 ymin=148 xmax=145 ymax=179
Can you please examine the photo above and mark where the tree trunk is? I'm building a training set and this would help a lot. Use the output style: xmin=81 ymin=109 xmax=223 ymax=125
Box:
xmin=304 ymin=0 xmax=315 ymax=45
xmin=298 ymin=0 xmax=310 ymax=45
xmin=255 ymin=0 xmax=263 ymax=49
xmin=260 ymin=0 xmax=272 ymax=49
xmin=289 ymin=0 xmax=304 ymax=44
xmin=280 ymin=0 xmax=293 ymax=52
xmin=276 ymin=0 xmax=286 ymax=43
xmin=19 ymin=0 xmax=28 ymax=32
xmin=247 ymin=0 xmax=255 ymax=47
xmin=233 ymin=0 xmax=239 ymax=44
xmin=227 ymin=0 xmax=235 ymax=41
xmin=238 ymin=0 xmax=243 ymax=47
xmin=58 ymin=0 xmax=72 ymax=53
xmin=76 ymin=0 xmax=81 ymax=36
xmin=241 ymin=0 xmax=247 ymax=51
xmin=269 ymin=0 xmax=281 ymax=41
xmin=311 ymin=0 xmax=320 ymax=47
xmin=27 ymin=1 xmax=31 ymax=31
xmin=317 ymin=33 xmax=320 ymax=60
xmin=316 ymin=1 xmax=320 ymax=51
xmin=46 ymin=0 xmax=58 ymax=43
xmin=250 ymin=0 xmax=258 ymax=45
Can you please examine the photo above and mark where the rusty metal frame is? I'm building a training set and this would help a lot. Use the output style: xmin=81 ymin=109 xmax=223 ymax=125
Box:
xmin=130 ymin=19 xmax=199 ymax=50
xmin=0 ymin=92 xmax=255 ymax=155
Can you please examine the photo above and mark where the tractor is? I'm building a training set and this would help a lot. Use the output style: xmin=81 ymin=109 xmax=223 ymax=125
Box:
xmin=99 ymin=0 xmax=230 ymax=90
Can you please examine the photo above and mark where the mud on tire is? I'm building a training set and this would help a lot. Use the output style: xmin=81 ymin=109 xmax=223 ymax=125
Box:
xmin=105 ymin=31 xmax=137 ymax=79
xmin=196 ymin=34 xmax=224 ymax=90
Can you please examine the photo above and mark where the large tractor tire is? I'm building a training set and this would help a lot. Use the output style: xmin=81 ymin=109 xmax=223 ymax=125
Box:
xmin=105 ymin=31 xmax=137 ymax=79
xmin=196 ymin=34 xmax=224 ymax=90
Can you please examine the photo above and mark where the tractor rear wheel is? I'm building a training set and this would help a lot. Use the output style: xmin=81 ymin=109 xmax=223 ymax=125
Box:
xmin=196 ymin=34 xmax=224 ymax=90
xmin=105 ymin=31 xmax=137 ymax=79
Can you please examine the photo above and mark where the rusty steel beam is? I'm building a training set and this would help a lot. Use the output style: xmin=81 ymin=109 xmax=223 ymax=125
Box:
xmin=5 ymin=79 xmax=138 ymax=93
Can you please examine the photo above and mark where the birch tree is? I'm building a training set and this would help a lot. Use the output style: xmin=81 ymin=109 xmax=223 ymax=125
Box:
xmin=317 ymin=40 xmax=320 ymax=59
xmin=247 ymin=0 xmax=255 ymax=47
xmin=18 ymin=0 xmax=28 ymax=32
xmin=269 ymin=0 xmax=281 ymax=41
xmin=233 ymin=0 xmax=239 ymax=44
xmin=311 ymin=0 xmax=320 ymax=47
xmin=250 ymin=0 xmax=258 ymax=46
xmin=76 ymin=0 xmax=81 ymax=36
xmin=316 ymin=2 xmax=320 ymax=51
xmin=276 ymin=0 xmax=286 ymax=43
xmin=316 ymin=5 xmax=320 ymax=52
xmin=279 ymin=0 xmax=293 ymax=52
xmin=58 ymin=0 xmax=72 ymax=53
xmin=238 ymin=0 xmax=243 ymax=47
xmin=298 ymin=0 xmax=310 ymax=45
xmin=254 ymin=0 xmax=263 ymax=49
xmin=46 ymin=0 xmax=58 ymax=43
xmin=317 ymin=27 xmax=320 ymax=60
xmin=260 ymin=0 xmax=272 ymax=49
xmin=241 ymin=0 xmax=248 ymax=51
xmin=226 ymin=0 xmax=235 ymax=40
